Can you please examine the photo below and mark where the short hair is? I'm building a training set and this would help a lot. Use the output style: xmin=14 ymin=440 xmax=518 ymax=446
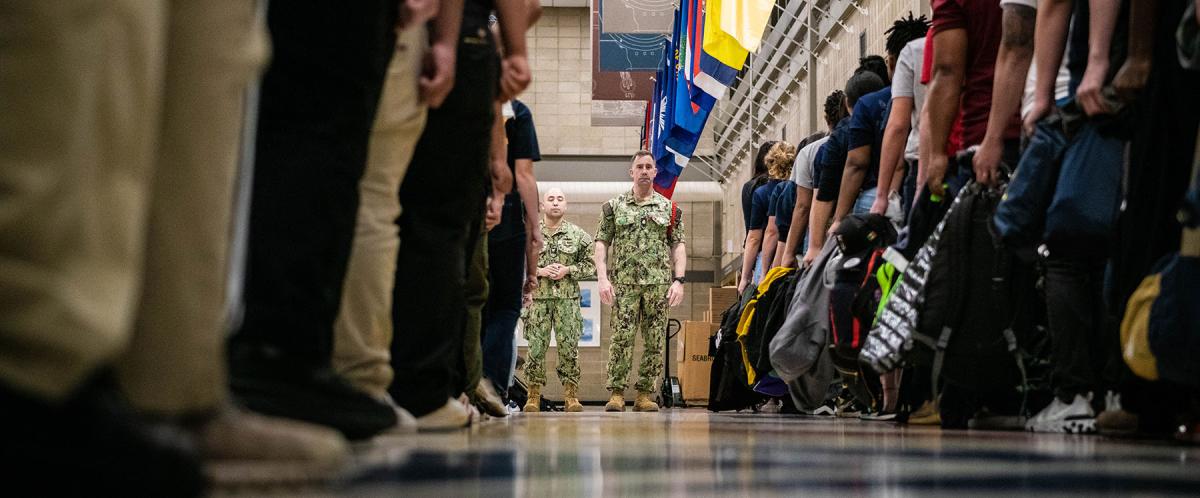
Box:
xmin=631 ymin=150 xmax=653 ymax=163
xmin=824 ymin=90 xmax=847 ymax=128
xmin=885 ymin=12 xmax=930 ymax=57
xmin=752 ymin=141 xmax=777 ymax=178
xmin=797 ymin=131 xmax=826 ymax=150
xmin=856 ymin=55 xmax=890 ymax=84
xmin=765 ymin=141 xmax=797 ymax=180
xmin=844 ymin=71 xmax=885 ymax=108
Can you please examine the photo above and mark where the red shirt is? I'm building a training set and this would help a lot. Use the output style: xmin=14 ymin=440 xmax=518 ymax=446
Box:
xmin=921 ymin=28 xmax=964 ymax=156
xmin=931 ymin=0 xmax=1020 ymax=149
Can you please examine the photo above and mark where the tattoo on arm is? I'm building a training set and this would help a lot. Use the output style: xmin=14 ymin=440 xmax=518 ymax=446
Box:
xmin=1002 ymin=4 xmax=1037 ymax=49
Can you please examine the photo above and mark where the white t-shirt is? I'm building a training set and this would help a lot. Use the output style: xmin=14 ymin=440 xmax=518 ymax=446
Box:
xmin=999 ymin=0 xmax=1072 ymax=118
xmin=891 ymin=38 xmax=926 ymax=162
xmin=791 ymin=136 xmax=829 ymax=190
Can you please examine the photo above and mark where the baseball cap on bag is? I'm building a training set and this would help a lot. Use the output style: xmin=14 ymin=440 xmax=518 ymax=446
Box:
xmin=834 ymin=214 xmax=896 ymax=270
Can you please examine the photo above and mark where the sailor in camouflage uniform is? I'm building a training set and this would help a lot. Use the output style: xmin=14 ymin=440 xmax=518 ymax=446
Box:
xmin=594 ymin=151 xmax=687 ymax=413
xmin=522 ymin=188 xmax=595 ymax=413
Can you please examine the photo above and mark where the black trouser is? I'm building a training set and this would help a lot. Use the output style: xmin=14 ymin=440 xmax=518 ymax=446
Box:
xmin=232 ymin=1 xmax=398 ymax=366
xmin=389 ymin=25 xmax=498 ymax=416
xmin=482 ymin=226 xmax=526 ymax=397
xmin=1043 ymin=247 xmax=1120 ymax=403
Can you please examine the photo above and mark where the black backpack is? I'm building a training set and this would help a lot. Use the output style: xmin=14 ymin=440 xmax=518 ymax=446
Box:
xmin=708 ymin=292 xmax=766 ymax=411
xmin=828 ymin=214 xmax=897 ymax=410
xmin=912 ymin=182 xmax=1045 ymax=426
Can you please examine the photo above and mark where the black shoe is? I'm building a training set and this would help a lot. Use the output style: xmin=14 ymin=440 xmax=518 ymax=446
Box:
xmin=0 ymin=374 xmax=207 ymax=497
xmin=229 ymin=345 xmax=397 ymax=440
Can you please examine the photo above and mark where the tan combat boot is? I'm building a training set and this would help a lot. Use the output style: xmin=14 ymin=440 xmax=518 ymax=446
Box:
xmin=605 ymin=390 xmax=625 ymax=412
xmin=524 ymin=386 xmax=541 ymax=413
xmin=563 ymin=384 xmax=583 ymax=413
xmin=634 ymin=392 xmax=660 ymax=412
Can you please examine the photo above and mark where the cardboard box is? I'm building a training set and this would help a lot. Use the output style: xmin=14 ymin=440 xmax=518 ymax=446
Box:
xmin=708 ymin=286 xmax=739 ymax=320
xmin=677 ymin=321 xmax=717 ymax=402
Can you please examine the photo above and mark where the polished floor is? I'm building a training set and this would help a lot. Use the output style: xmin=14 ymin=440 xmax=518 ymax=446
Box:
xmin=217 ymin=408 xmax=1200 ymax=497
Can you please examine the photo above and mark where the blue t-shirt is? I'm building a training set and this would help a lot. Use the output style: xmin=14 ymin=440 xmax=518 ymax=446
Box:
xmin=847 ymin=86 xmax=890 ymax=193
xmin=772 ymin=181 xmax=798 ymax=241
xmin=748 ymin=179 xmax=782 ymax=230
xmin=492 ymin=100 xmax=541 ymax=242
xmin=815 ymin=117 xmax=852 ymax=203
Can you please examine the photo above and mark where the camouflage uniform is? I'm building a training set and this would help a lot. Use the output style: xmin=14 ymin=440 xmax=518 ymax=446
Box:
xmin=595 ymin=190 xmax=685 ymax=393
xmin=523 ymin=220 xmax=595 ymax=388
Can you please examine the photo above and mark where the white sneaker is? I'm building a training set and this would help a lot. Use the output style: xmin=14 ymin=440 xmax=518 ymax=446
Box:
xmin=759 ymin=399 xmax=782 ymax=414
xmin=377 ymin=394 xmax=418 ymax=434
xmin=415 ymin=399 xmax=471 ymax=432
xmin=1025 ymin=394 xmax=1096 ymax=434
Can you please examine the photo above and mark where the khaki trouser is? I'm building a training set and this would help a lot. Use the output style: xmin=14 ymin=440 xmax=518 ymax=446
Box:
xmin=0 ymin=0 xmax=267 ymax=411
xmin=331 ymin=27 xmax=428 ymax=399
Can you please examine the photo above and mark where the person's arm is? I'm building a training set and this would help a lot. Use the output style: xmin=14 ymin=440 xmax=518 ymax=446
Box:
xmin=781 ymin=187 xmax=813 ymax=268
xmin=805 ymin=198 xmax=832 ymax=266
xmin=738 ymin=229 xmax=763 ymax=293
xmin=761 ymin=218 xmax=779 ymax=270
xmin=872 ymin=98 xmax=913 ymax=214
xmin=1077 ymin=0 xmax=1122 ymax=116
xmin=919 ymin=27 xmax=968 ymax=197
xmin=486 ymin=104 xmax=511 ymax=231
xmin=419 ymin=0 xmax=463 ymax=107
xmin=495 ymin=0 xmax=531 ymax=100
xmin=513 ymin=157 xmax=541 ymax=272
xmin=976 ymin=3 xmax=1037 ymax=186
xmin=1112 ymin=0 xmax=1159 ymax=101
xmin=666 ymin=241 xmax=688 ymax=307
xmin=568 ymin=231 xmax=596 ymax=279
xmin=595 ymin=202 xmax=616 ymax=305
xmin=833 ymin=145 xmax=870 ymax=224
xmin=1024 ymin=0 xmax=1072 ymax=135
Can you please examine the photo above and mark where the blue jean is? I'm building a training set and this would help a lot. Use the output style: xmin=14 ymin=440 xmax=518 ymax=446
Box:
xmin=481 ymin=230 xmax=526 ymax=398
xmin=853 ymin=187 xmax=878 ymax=216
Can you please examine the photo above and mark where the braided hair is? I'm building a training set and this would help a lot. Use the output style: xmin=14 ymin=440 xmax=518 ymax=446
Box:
xmin=884 ymin=12 xmax=931 ymax=57
xmin=824 ymin=90 xmax=847 ymax=129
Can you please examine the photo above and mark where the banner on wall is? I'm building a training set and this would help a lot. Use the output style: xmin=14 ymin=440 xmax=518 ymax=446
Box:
xmin=591 ymin=6 xmax=654 ymax=102
xmin=598 ymin=0 xmax=676 ymax=34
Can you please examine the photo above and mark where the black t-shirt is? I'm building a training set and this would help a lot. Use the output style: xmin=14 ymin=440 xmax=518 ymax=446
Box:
xmin=493 ymin=100 xmax=541 ymax=242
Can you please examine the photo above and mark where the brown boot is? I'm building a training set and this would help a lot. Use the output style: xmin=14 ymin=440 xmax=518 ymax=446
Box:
xmin=563 ymin=384 xmax=583 ymax=413
xmin=634 ymin=392 xmax=660 ymax=412
xmin=523 ymin=386 xmax=541 ymax=413
xmin=605 ymin=391 xmax=625 ymax=412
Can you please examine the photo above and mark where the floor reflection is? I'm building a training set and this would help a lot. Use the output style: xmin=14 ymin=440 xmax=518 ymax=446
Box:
xmin=335 ymin=410 xmax=1200 ymax=497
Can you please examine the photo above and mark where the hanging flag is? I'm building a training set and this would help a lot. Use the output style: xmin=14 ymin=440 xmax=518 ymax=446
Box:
xmin=694 ymin=0 xmax=748 ymax=103
xmin=720 ymin=0 xmax=774 ymax=52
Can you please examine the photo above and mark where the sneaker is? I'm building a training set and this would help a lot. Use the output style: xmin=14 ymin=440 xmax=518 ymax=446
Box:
xmin=1025 ymin=394 xmax=1096 ymax=434
xmin=416 ymin=398 xmax=471 ymax=432
xmin=198 ymin=406 xmax=350 ymax=485
xmin=378 ymin=394 xmax=418 ymax=434
xmin=759 ymin=399 xmax=782 ymax=414
xmin=458 ymin=394 xmax=481 ymax=425
xmin=1096 ymin=391 xmax=1138 ymax=436
xmin=811 ymin=400 xmax=837 ymax=417
xmin=835 ymin=398 xmax=866 ymax=418
xmin=859 ymin=412 xmax=898 ymax=421
xmin=474 ymin=379 xmax=509 ymax=418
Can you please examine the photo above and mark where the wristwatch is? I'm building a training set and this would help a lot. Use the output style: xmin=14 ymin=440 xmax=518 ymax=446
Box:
xmin=672 ymin=276 xmax=686 ymax=284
